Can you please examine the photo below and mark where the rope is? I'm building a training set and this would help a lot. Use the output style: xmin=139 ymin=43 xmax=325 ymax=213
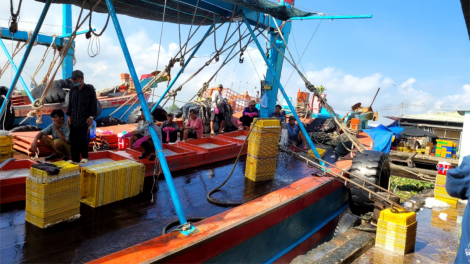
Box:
xmin=390 ymin=163 xmax=435 ymax=182
xmin=207 ymin=119 xmax=258 ymax=206
xmin=30 ymin=35 xmax=57 ymax=87
xmin=0 ymin=32 xmax=32 ymax=78
xmin=155 ymin=0 xmax=167 ymax=73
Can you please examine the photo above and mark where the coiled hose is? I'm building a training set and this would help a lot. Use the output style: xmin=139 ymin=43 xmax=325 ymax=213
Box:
xmin=206 ymin=119 xmax=258 ymax=206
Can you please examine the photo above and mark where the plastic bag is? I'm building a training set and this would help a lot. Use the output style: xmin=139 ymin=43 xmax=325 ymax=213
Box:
xmin=260 ymin=93 xmax=268 ymax=109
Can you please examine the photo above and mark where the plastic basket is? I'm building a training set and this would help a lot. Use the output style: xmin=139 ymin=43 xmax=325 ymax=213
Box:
xmin=81 ymin=160 xmax=145 ymax=208
xmin=30 ymin=161 xmax=80 ymax=184
xmin=251 ymin=118 xmax=282 ymax=128
xmin=25 ymin=172 xmax=81 ymax=228
xmin=0 ymin=135 xmax=13 ymax=147
xmin=0 ymin=144 xmax=13 ymax=153
xmin=379 ymin=208 xmax=416 ymax=226
xmin=435 ymin=174 xmax=447 ymax=186
xmin=308 ymin=148 xmax=326 ymax=158
xmin=0 ymin=152 xmax=13 ymax=161
xmin=434 ymin=195 xmax=459 ymax=208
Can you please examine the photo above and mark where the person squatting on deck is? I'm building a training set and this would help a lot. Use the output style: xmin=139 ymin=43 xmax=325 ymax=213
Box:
xmin=270 ymin=104 xmax=286 ymax=124
xmin=287 ymin=116 xmax=308 ymax=151
xmin=31 ymin=109 xmax=70 ymax=161
xmin=67 ymin=70 xmax=97 ymax=164
xmin=239 ymin=100 xmax=259 ymax=130
xmin=211 ymin=84 xmax=225 ymax=135
xmin=121 ymin=108 xmax=162 ymax=161
xmin=161 ymin=113 xmax=180 ymax=143
xmin=445 ymin=155 xmax=470 ymax=264
xmin=183 ymin=109 xmax=203 ymax=141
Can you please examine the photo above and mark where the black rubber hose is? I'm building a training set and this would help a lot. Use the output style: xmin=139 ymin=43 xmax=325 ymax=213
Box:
xmin=162 ymin=217 xmax=206 ymax=235
xmin=206 ymin=119 xmax=259 ymax=206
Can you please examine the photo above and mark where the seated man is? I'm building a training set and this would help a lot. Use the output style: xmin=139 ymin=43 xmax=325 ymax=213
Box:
xmin=287 ymin=116 xmax=308 ymax=151
xmin=122 ymin=108 xmax=162 ymax=161
xmin=161 ymin=113 xmax=180 ymax=143
xmin=239 ymin=100 xmax=259 ymax=130
xmin=270 ymin=104 xmax=286 ymax=124
xmin=183 ymin=109 xmax=203 ymax=141
xmin=31 ymin=109 xmax=70 ymax=161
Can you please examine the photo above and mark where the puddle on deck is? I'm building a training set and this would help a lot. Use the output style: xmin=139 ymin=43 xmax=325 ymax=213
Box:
xmin=353 ymin=203 xmax=466 ymax=264
xmin=0 ymin=150 xmax=336 ymax=264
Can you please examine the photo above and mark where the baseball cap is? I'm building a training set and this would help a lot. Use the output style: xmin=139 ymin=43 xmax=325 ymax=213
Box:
xmin=71 ymin=70 xmax=84 ymax=80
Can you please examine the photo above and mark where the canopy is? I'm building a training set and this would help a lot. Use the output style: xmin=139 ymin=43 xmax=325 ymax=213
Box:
xmin=399 ymin=128 xmax=438 ymax=138
xmin=35 ymin=0 xmax=315 ymax=25
xmin=363 ymin=124 xmax=394 ymax=154
xmin=386 ymin=120 xmax=404 ymax=138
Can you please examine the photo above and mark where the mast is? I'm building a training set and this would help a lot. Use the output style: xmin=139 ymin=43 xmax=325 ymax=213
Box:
xmin=62 ymin=4 xmax=73 ymax=79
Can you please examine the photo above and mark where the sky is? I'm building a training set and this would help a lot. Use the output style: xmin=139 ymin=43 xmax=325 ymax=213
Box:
xmin=0 ymin=0 xmax=469 ymax=124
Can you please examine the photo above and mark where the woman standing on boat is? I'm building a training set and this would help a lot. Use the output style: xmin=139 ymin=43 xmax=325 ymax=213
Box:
xmin=67 ymin=70 xmax=97 ymax=164
xmin=211 ymin=84 xmax=225 ymax=135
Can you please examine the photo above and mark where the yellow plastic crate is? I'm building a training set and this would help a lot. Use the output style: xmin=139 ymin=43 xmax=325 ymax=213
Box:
xmin=435 ymin=174 xmax=447 ymax=186
xmin=434 ymin=185 xmax=458 ymax=200
xmin=80 ymin=160 xmax=145 ymax=208
xmin=25 ymin=169 xmax=81 ymax=228
xmin=251 ymin=118 xmax=282 ymax=128
xmin=0 ymin=135 xmax=13 ymax=146
xmin=0 ymin=144 xmax=13 ymax=153
xmin=30 ymin=161 xmax=80 ymax=184
xmin=376 ymin=237 xmax=416 ymax=254
xmin=379 ymin=208 xmax=416 ymax=226
xmin=0 ymin=152 xmax=13 ymax=161
xmin=435 ymin=195 xmax=459 ymax=208
xmin=377 ymin=220 xmax=417 ymax=238
xmin=308 ymin=148 xmax=326 ymax=158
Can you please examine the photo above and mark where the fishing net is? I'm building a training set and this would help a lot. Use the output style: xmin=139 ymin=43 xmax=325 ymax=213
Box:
xmin=181 ymin=98 xmax=234 ymax=133
xmin=34 ymin=0 xmax=314 ymax=24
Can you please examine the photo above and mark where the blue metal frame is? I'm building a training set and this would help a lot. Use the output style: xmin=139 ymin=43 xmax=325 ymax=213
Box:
xmin=241 ymin=10 xmax=324 ymax=163
xmin=0 ymin=38 xmax=34 ymax=102
xmin=104 ymin=0 xmax=192 ymax=231
xmin=0 ymin=0 xmax=53 ymax=118
xmin=151 ymin=19 xmax=218 ymax=112
xmin=290 ymin=14 xmax=372 ymax=20
xmin=62 ymin=4 xmax=73 ymax=79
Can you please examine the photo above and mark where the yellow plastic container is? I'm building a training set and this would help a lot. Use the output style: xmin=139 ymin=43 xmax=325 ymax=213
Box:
xmin=251 ymin=118 xmax=282 ymax=128
xmin=379 ymin=208 xmax=416 ymax=226
xmin=0 ymin=135 xmax=13 ymax=146
xmin=308 ymin=148 xmax=326 ymax=158
xmin=0 ymin=152 xmax=13 ymax=161
xmin=25 ymin=162 xmax=81 ymax=228
xmin=80 ymin=160 xmax=145 ymax=208
xmin=434 ymin=196 xmax=459 ymax=208
xmin=0 ymin=144 xmax=13 ymax=153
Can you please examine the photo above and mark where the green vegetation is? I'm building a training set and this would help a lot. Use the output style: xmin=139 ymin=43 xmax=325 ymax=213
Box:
xmin=390 ymin=176 xmax=434 ymax=199
xmin=166 ymin=104 xmax=179 ymax=112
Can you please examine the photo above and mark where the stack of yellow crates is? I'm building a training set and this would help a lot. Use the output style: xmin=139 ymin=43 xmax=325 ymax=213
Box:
xmin=376 ymin=208 xmax=417 ymax=255
xmin=0 ymin=135 xmax=14 ymax=161
xmin=25 ymin=161 xmax=81 ymax=228
xmin=245 ymin=119 xmax=281 ymax=182
xmin=81 ymin=160 xmax=145 ymax=207
xmin=434 ymin=174 xmax=459 ymax=208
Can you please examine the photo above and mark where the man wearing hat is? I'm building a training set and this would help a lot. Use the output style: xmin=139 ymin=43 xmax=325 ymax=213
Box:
xmin=67 ymin=70 xmax=98 ymax=164
xmin=211 ymin=84 xmax=225 ymax=135
xmin=239 ymin=100 xmax=259 ymax=130
xmin=161 ymin=113 xmax=180 ymax=143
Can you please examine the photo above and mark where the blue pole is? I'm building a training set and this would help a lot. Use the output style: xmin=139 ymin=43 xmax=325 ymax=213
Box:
xmin=62 ymin=4 xmax=73 ymax=79
xmin=0 ymin=38 xmax=35 ymax=102
xmin=151 ymin=19 xmax=218 ymax=113
xmin=104 ymin=0 xmax=188 ymax=226
xmin=241 ymin=11 xmax=324 ymax=165
xmin=0 ymin=0 xmax=53 ymax=118
xmin=290 ymin=15 xmax=372 ymax=20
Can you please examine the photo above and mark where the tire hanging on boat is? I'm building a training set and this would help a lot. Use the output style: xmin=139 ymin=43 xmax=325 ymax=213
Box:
xmin=95 ymin=116 xmax=127 ymax=127
xmin=181 ymin=98 xmax=235 ymax=133
xmin=31 ymin=79 xmax=73 ymax=103
xmin=126 ymin=102 xmax=167 ymax=123
xmin=9 ymin=125 xmax=41 ymax=132
xmin=348 ymin=150 xmax=391 ymax=216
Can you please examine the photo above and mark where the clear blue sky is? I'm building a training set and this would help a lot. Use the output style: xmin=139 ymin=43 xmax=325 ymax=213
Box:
xmin=1 ymin=0 xmax=468 ymax=122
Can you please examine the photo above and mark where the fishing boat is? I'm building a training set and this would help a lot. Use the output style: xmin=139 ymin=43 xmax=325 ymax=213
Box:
xmin=0 ymin=1 xmax=397 ymax=263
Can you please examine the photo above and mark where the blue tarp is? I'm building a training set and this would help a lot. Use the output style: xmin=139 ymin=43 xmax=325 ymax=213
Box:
xmin=363 ymin=124 xmax=394 ymax=154
xmin=386 ymin=120 xmax=404 ymax=138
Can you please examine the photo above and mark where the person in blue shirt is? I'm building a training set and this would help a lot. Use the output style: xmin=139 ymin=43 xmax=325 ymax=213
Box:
xmin=30 ymin=109 xmax=71 ymax=161
xmin=270 ymin=104 xmax=285 ymax=124
xmin=239 ymin=100 xmax=259 ymax=130
xmin=445 ymin=155 xmax=470 ymax=264
xmin=286 ymin=116 xmax=308 ymax=151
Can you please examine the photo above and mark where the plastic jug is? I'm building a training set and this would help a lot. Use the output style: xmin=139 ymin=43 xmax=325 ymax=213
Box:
xmin=89 ymin=120 xmax=97 ymax=139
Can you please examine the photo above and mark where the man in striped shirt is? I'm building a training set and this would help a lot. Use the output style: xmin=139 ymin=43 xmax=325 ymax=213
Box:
xmin=67 ymin=70 xmax=98 ymax=164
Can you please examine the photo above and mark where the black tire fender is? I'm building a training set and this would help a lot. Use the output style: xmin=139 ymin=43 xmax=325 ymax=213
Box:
xmin=348 ymin=150 xmax=391 ymax=216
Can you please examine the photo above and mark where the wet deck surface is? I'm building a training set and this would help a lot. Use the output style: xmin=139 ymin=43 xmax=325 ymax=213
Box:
xmin=0 ymin=150 xmax=336 ymax=263
xmin=353 ymin=203 xmax=466 ymax=264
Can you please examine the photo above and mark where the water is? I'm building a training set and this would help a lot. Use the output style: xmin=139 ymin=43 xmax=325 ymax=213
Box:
xmin=162 ymin=149 xmax=177 ymax=156
xmin=198 ymin=143 xmax=220 ymax=149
